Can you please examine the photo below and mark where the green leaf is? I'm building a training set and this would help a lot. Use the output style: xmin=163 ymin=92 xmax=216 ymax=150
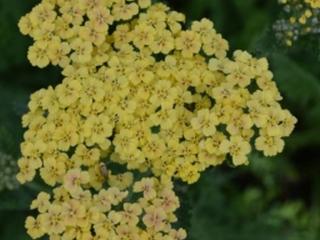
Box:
xmin=0 ymin=211 xmax=32 ymax=240
xmin=0 ymin=187 xmax=34 ymax=211
xmin=270 ymin=53 xmax=320 ymax=109
xmin=0 ymin=0 xmax=37 ymax=71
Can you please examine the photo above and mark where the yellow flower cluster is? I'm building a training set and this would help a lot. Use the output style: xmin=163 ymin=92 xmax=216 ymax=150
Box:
xmin=26 ymin=174 xmax=186 ymax=240
xmin=18 ymin=0 xmax=296 ymax=184
xmin=280 ymin=0 xmax=320 ymax=8
xmin=18 ymin=0 xmax=229 ymax=69
xmin=17 ymin=0 xmax=297 ymax=239
xmin=305 ymin=0 xmax=320 ymax=8
xmin=275 ymin=0 xmax=320 ymax=46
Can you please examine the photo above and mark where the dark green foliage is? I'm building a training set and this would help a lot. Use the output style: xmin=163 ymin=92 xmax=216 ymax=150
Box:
xmin=1 ymin=0 xmax=320 ymax=239
xmin=0 ymin=0 xmax=37 ymax=71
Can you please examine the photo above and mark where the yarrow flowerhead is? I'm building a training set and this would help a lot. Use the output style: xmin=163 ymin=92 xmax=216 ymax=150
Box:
xmin=0 ymin=152 xmax=19 ymax=191
xmin=275 ymin=0 xmax=320 ymax=46
xmin=26 ymin=173 xmax=185 ymax=240
xmin=17 ymin=0 xmax=297 ymax=239
xmin=18 ymin=0 xmax=296 ymax=184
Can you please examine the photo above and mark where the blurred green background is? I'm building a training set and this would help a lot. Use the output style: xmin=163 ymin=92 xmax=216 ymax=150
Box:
xmin=0 ymin=0 xmax=320 ymax=239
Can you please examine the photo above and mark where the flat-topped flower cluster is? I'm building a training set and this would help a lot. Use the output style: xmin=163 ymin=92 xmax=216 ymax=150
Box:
xmin=17 ymin=0 xmax=297 ymax=239
xmin=0 ymin=152 xmax=18 ymax=191
xmin=26 ymin=175 xmax=186 ymax=240
xmin=275 ymin=0 xmax=320 ymax=46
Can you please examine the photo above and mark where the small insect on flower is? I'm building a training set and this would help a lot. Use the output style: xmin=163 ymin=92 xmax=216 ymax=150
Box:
xmin=99 ymin=162 xmax=109 ymax=179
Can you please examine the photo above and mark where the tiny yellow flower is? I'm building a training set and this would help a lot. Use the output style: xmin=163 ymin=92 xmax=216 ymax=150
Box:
xmin=63 ymin=168 xmax=90 ymax=195
xmin=25 ymin=216 xmax=45 ymax=239
xmin=191 ymin=109 xmax=219 ymax=136
xmin=70 ymin=39 xmax=93 ymax=63
xmin=175 ymin=30 xmax=201 ymax=58
xmin=220 ymin=136 xmax=251 ymax=166
xmin=255 ymin=134 xmax=285 ymax=156
xmin=143 ymin=206 xmax=167 ymax=231
xmin=40 ymin=204 xmax=65 ymax=234
xmin=28 ymin=41 xmax=50 ymax=68
xmin=133 ymin=177 xmax=157 ymax=200
xmin=31 ymin=192 xmax=51 ymax=213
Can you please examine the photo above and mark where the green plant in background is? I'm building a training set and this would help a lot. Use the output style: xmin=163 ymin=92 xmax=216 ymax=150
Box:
xmin=0 ymin=0 xmax=319 ymax=240
xmin=0 ymin=152 xmax=19 ymax=191
xmin=274 ymin=0 xmax=320 ymax=46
